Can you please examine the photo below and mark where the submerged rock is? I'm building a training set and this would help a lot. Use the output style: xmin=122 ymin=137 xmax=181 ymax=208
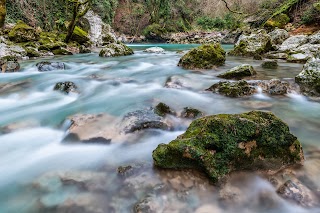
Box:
xmin=143 ymin=47 xmax=165 ymax=53
xmin=228 ymin=30 xmax=273 ymax=57
xmin=120 ymin=109 xmax=170 ymax=134
xmin=178 ymin=43 xmax=226 ymax=69
xmin=261 ymin=60 xmax=278 ymax=69
xmin=218 ymin=64 xmax=256 ymax=79
xmin=295 ymin=57 xmax=320 ymax=96
xmin=53 ymin=81 xmax=78 ymax=94
xmin=152 ymin=111 xmax=304 ymax=182
xmin=65 ymin=113 xmax=117 ymax=144
xmin=8 ymin=20 xmax=39 ymax=43
xmin=99 ymin=43 xmax=134 ymax=57
xmin=206 ymin=80 xmax=256 ymax=97
xmin=36 ymin=61 xmax=65 ymax=72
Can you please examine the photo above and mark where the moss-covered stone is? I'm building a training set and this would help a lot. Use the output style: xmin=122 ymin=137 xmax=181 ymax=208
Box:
xmin=70 ymin=26 xmax=89 ymax=45
xmin=152 ymin=111 xmax=304 ymax=183
xmin=178 ymin=43 xmax=226 ymax=69
xmin=206 ymin=80 xmax=256 ymax=98
xmin=181 ymin=107 xmax=203 ymax=119
xmin=154 ymin=102 xmax=174 ymax=117
xmin=8 ymin=20 xmax=39 ymax=43
xmin=25 ymin=47 xmax=40 ymax=58
xmin=228 ymin=30 xmax=273 ymax=57
xmin=99 ymin=43 xmax=134 ymax=57
xmin=54 ymin=81 xmax=78 ymax=94
xmin=218 ymin=64 xmax=256 ymax=79
xmin=265 ymin=13 xmax=290 ymax=29
xmin=262 ymin=60 xmax=278 ymax=69
xmin=295 ymin=58 xmax=320 ymax=96
xmin=52 ymin=48 xmax=73 ymax=55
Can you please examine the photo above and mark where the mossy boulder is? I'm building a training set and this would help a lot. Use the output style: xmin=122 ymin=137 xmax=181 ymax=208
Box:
xmin=178 ymin=43 xmax=226 ymax=69
xmin=52 ymin=48 xmax=73 ymax=55
xmin=218 ymin=64 xmax=256 ymax=79
xmin=8 ymin=21 xmax=39 ymax=43
xmin=206 ymin=80 xmax=256 ymax=98
xmin=154 ymin=102 xmax=175 ymax=117
xmin=262 ymin=60 xmax=278 ymax=69
xmin=228 ymin=30 xmax=273 ymax=57
xmin=71 ymin=26 xmax=90 ymax=45
xmin=265 ymin=13 xmax=290 ymax=29
xmin=99 ymin=43 xmax=134 ymax=57
xmin=25 ymin=47 xmax=40 ymax=58
xmin=181 ymin=107 xmax=203 ymax=119
xmin=152 ymin=111 xmax=304 ymax=183
xmin=295 ymin=57 xmax=320 ymax=96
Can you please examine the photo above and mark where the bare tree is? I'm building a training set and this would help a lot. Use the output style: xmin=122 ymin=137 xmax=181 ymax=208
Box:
xmin=65 ymin=0 xmax=91 ymax=43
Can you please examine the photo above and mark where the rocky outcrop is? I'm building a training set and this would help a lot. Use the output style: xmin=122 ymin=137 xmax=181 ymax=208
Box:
xmin=143 ymin=47 xmax=165 ymax=53
xmin=70 ymin=26 xmax=90 ymax=45
xmin=168 ymin=31 xmax=223 ymax=44
xmin=53 ymin=81 xmax=78 ymax=94
xmin=295 ymin=57 xmax=320 ymax=96
xmin=152 ymin=111 xmax=304 ymax=182
xmin=0 ymin=42 xmax=27 ymax=59
xmin=217 ymin=64 xmax=256 ymax=79
xmin=206 ymin=80 xmax=256 ymax=97
xmin=268 ymin=29 xmax=289 ymax=48
xmin=36 ymin=62 xmax=65 ymax=72
xmin=178 ymin=43 xmax=226 ymax=69
xmin=228 ymin=30 xmax=273 ymax=57
xmin=8 ymin=20 xmax=39 ymax=43
xmin=99 ymin=43 xmax=134 ymax=57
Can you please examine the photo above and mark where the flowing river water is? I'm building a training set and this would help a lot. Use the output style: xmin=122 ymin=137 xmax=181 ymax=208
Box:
xmin=0 ymin=44 xmax=320 ymax=213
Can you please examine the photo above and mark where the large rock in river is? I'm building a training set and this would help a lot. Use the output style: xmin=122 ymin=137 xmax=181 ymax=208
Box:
xmin=152 ymin=111 xmax=304 ymax=182
xmin=99 ymin=43 xmax=134 ymax=57
xmin=178 ymin=43 xmax=226 ymax=69
xmin=295 ymin=57 xmax=320 ymax=96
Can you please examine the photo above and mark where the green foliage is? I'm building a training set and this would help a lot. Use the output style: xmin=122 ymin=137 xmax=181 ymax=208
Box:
xmin=91 ymin=0 xmax=117 ymax=24
xmin=301 ymin=4 xmax=319 ymax=25
xmin=265 ymin=13 xmax=290 ymax=29
xmin=197 ymin=13 xmax=240 ymax=30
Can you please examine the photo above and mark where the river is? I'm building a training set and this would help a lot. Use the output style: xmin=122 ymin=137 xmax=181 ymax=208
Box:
xmin=0 ymin=44 xmax=320 ymax=213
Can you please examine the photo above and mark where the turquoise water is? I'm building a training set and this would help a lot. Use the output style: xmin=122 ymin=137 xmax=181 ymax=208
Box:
xmin=0 ymin=44 xmax=319 ymax=213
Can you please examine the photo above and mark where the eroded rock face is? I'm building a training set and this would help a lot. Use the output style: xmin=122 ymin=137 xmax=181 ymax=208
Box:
xmin=152 ymin=111 xmax=304 ymax=182
xmin=217 ymin=64 xmax=256 ymax=79
xmin=295 ymin=57 xmax=320 ymax=96
xmin=178 ymin=43 xmax=226 ymax=69
xmin=268 ymin=29 xmax=289 ymax=48
xmin=99 ymin=43 xmax=134 ymax=57
xmin=228 ymin=30 xmax=273 ymax=57
xmin=36 ymin=61 xmax=65 ymax=72
xmin=206 ymin=80 xmax=256 ymax=97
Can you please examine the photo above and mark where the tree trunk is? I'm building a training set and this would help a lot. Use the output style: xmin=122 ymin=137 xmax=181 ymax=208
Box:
xmin=65 ymin=2 xmax=79 ymax=43
xmin=0 ymin=0 xmax=6 ymax=28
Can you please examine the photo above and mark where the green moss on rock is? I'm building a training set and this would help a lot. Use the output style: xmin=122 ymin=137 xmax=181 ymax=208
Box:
xmin=70 ymin=26 xmax=89 ymax=45
xmin=154 ymin=102 xmax=174 ymax=117
xmin=8 ymin=20 xmax=39 ymax=43
xmin=265 ymin=13 xmax=290 ymax=29
xmin=152 ymin=111 xmax=304 ymax=183
xmin=178 ymin=43 xmax=226 ymax=69
xmin=262 ymin=60 xmax=278 ymax=69
xmin=218 ymin=64 xmax=256 ymax=79
xmin=206 ymin=80 xmax=256 ymax=98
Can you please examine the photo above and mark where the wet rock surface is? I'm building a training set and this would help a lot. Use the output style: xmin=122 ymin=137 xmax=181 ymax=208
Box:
xmin=206 ymin=80 xmax=256 ymax=97
xmin=143 ymin=47 xmax=165 ymax=53
xmin=0 ymin=57 xmax=20 ymax=73
xmin=54 ymin=81 xmax=78 ymax=94
xmin=180 ymin=107 xmax=203 ymax=119
xmin=36 ymin=61 xmax=65 ymax=72
xmin=99 ymin=43 xmax=134 ymax=57
xmin=261 ymin=60 xmax=278 ymax=69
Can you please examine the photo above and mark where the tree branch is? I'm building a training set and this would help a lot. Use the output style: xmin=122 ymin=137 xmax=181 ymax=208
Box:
xmin=220 ymin=0 xmax=243 ymax=15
